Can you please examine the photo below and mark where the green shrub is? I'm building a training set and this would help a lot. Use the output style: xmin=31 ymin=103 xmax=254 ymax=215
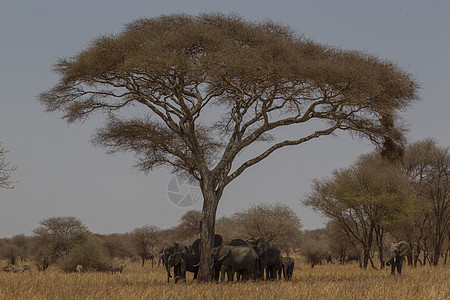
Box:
xmin=60 ymin=241 xmax=111 ymax=272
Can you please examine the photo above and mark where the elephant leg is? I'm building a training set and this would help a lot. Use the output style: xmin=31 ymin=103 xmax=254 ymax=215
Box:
xmin=397 ymin=260 xmax=403 ymax=274
xmin=193 ymin=269 xmax=198 ymax=279
xmin=391 ymin=263 xmax=395 ymax=274
xmin=220 ymin=265 xmax=227 ymax=282
xmin=227 ymin=268 xmax=234 ymax=282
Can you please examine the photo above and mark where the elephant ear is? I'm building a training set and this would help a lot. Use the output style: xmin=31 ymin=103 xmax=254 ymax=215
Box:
xmin=257 ymin=238 xmax=270 ymax=254
xmin=214 ymin=234 xmax=223 ymax=247
xmin=217 ymin=246 xmax=231 ymax=262
xmin=398 ymin=241 xmax=410 ymax=256
xmin=192 ymin=238 xmax=201 ymax=255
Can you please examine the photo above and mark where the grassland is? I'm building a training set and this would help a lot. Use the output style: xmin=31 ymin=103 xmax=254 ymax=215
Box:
xmin=1 ymin=259 xmax=448 ymax=300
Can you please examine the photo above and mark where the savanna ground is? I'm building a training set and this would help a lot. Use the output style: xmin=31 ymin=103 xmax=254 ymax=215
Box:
xmin=1 ymin=257 xmax=448 ymax=300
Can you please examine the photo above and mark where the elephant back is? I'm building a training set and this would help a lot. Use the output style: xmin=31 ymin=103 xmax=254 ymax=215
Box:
xmin=191 ymin=234 xmax=223 ymax=254
xmin=227 ymin=239 xmax=249 ymax=247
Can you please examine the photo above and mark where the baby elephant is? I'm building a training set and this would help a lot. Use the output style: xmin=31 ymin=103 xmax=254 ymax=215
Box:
xmin=281 ymin=257 xmax=295 ymax=280
xmin=107 ymin=264 xmax=126 ymax=274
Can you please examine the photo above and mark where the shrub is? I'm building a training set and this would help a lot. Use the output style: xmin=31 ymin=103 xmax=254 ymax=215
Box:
xmin=60 ymin=241 xmax=111 ymax=272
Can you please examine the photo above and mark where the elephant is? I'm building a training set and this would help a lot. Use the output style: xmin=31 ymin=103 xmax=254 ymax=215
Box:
xmin=227 ymin=239 xmax=250 ymax=247
xmin=162 ymin=242 xmax=190 ymax=282
xmin=246 ymin=237 xmax=281 ymax=280
xmin=386 ymin=241 xmax=409 ymax=275
xmin=210 ymin=245 xmax=259 ymax=282
xmin=280 ymin=256 xmax=295 ymax=280
xmin=345 ymin=253 xmax=360 ymax=264
xmin=191 ymin=234 xmax=223 ymax=255
xmin=167 ymin=251 xmax=200 ymax=283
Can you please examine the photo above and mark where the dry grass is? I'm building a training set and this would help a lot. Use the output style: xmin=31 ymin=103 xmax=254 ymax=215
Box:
xmin=1 ymin=259 xmax=448 ymax=300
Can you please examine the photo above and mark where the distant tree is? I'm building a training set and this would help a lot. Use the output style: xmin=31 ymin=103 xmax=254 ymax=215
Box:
xmin=60 ymin=240 xmax=111 ymax=272
xmin=304 ymin=152 xmax=415 ymax=268
xmin=0 ymin=143 xmax=16 ymax=189
xmin=0 ymin=243 xmax=20 ymax=265
xmin=11 ymin=234 xmax=30 ymax=262
xmin=299 ymin=229 xmax=330 ymax=268
xmin=101 ymin=233 xmax=133 ymax=259
xmin=325 ymin=221 xmax=359 ymax=264
xmin=177 ymin=210 xmax=203 ymax=238
xmin=402 ymin=139 xmax=449 ymax=265
xmin=33 ymin=216 xmax=90 ymax=259
xmin=131 ymin=225 xmax=160 ymax=267
xmin=39 ymin=13 xmax=418 ymax=279
xmin=232 ymin=203 xmax=302 ymax=253
xmin=215 ymin=216 xmax=237 ymax=242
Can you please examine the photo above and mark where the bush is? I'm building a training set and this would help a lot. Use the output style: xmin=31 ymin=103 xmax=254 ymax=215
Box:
xmin=60 ymin=241 xmax=111 ymax=272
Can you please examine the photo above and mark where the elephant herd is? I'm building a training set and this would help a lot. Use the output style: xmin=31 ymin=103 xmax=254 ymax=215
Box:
xmin=161 ymin=235 xmax=295 ymax=283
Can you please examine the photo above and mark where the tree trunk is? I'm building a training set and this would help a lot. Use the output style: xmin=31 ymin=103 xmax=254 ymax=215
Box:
xmin=432 ymin=233 xmax=442 ymax=266
xmin=363 ymin=224 xmax=374 ymax=269
xmin=444 ymin=248 xmax=448 ymax=264
xmin=363 ymin=248 xmax=370 ymax=269
xmin=375 ymin=225 xmax=385 ymax=269
xmin=197 ymin=183 xmax=219 ymax=281
xmin=406 ymin=243 xmax=413 ymax=266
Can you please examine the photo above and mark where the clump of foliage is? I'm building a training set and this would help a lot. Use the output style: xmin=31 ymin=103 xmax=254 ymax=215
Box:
xmin=60 ymin=241 xmax=111 ymax=272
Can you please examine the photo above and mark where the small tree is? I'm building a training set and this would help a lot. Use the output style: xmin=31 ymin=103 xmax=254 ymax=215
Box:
xmin=11 ymin=234 xmax=30 ymax=262
xmin=0 ymin=243 xmax=20 ymax=265
xmin=232 ymin=203 xmax=302 ymax=253
xmin=0 ymin=143 xmax=16 ymax=189
xmin=60 ymin=240 xmax=111 ymax=272
xmin=39 ymin=13 xmax=418 ymax=279
xmin=325 ymin=221 xmax=359 ymax=264
xmin=177 ymin=210 xmax=203 ymax=238
xmin=131 ymin=225 xmax=160 ymax=267
xmin=299 ymin=229 xmax=330 ymax=268
xmin=33 ymin=216 xmax=90 ymax=259
xmin=102 ymin=233 xmax=133 ymax=259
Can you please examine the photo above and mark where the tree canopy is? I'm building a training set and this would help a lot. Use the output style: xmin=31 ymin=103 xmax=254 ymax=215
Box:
xmin=33 ymin=216 xmax=90 ymax=259
xmin=39 ymin=13 xmax=419 ymax=280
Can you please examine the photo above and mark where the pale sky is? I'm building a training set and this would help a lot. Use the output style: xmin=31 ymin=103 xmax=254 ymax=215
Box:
xmin=1 ymin=0 xmax=449 ymax=238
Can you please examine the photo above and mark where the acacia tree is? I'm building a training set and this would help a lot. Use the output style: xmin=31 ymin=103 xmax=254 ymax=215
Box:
xmin=402 ymin=139 xmax=449 ymax=265
xmin=39 ymin=13 xmax=418 ymax=280
xmin=232 ymin=203 xmax=302 ymax=253
xmin=326 ymin=220 xmax=360 ymax=264
xmin=299 ymin=229 xmax=330 ymax=268
xmin=0 ymin=143 xmax=16 ymax=189
xmin=131 ymin=225 xmax=160 ymax=267
xmin=304 ymin=153 xmax=415 ymax=268
xmin=177 ymin=210 xmax=203 ymax=239
xmin=33 ymin=216 xmax=90 ymax=259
